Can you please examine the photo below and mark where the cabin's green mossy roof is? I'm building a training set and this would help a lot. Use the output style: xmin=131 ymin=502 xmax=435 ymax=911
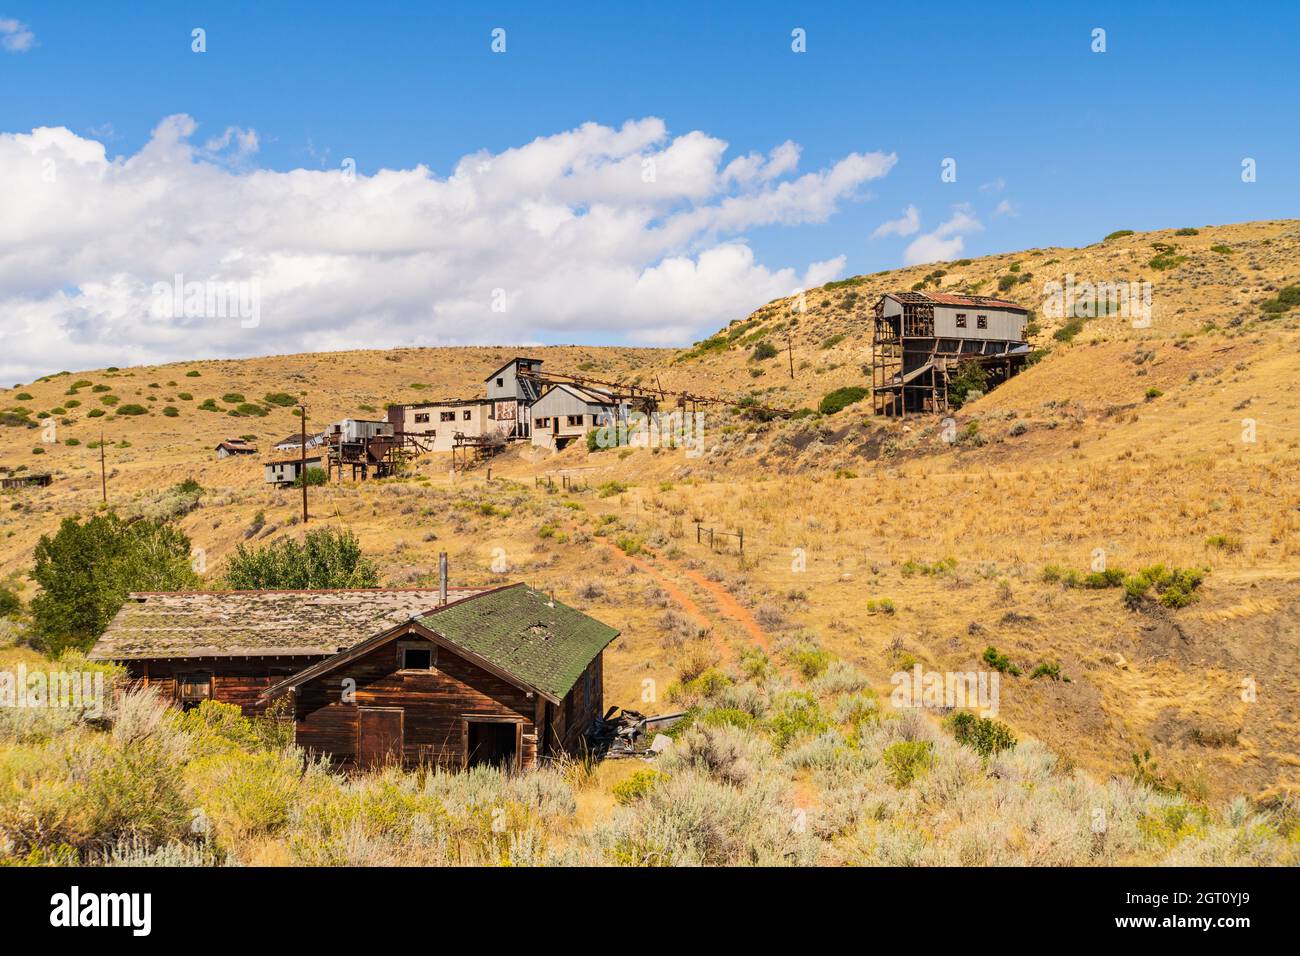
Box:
xmin=417 ymin=584 xmax=619 ymax=699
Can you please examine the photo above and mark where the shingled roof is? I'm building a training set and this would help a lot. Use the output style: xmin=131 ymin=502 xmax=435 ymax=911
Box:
xmin=266 ymin=583 xmax=619 ymax=702
xmin=88 ymin=588 xmax=495 ymax=660
xmin=415 ymin=584 xmax=619 ymax=700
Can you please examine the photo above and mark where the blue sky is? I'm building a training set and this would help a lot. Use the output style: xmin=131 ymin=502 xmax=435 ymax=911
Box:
xmin=0 ymin=1 xmax=1297 ymax=376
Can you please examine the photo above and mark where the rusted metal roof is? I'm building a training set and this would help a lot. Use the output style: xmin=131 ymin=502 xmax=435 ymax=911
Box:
xmin=88 ymin=587 xmax=496 ymax=660
xmin=888 ymin=290 xmax=1029 ymax=312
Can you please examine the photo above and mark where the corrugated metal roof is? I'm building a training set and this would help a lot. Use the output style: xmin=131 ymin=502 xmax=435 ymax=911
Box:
xmin=888 ymin=290 xmax=1029 ymax=312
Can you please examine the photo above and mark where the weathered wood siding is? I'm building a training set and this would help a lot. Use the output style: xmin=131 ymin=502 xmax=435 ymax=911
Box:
xmin=292 ymin=632 xmax=540 ymax=770
xmin=125 ymin=657 xmax=321 ymax=716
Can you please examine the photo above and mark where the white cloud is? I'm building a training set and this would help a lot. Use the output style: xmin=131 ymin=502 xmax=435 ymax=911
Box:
xmin=979 ymin=177 xmax=1006 ymax=193
xmin=0 ymin=17 xmax=35 ymax=52
xmin=994 ymin=199 xmax=1018 ymax=217
xmin=871 ymin=204 xmax=920 ymax=238
xmin=0 ymin=116 xmax=895 ymax=381
xmin=903 ymin=204 xmax=983 ymax=265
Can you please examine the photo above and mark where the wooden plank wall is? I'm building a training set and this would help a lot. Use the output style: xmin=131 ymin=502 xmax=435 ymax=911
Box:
xmin=125 ymin=657 xmax=320 ymax=716
xmin=293 ymin=635 xmax=537 ymax=770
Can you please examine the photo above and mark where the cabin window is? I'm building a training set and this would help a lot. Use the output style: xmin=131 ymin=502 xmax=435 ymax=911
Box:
xmin=496 ymin=377 xmax=504 ymax=387
xmin=179 ymin=674 xmax=211 ymax=711
xmin=977 ymin=315 xmax=988 ymax=329
xmin=566 ymin=415 xmax=585 ymax=427
xmin=462 ymin=410 xmax=472 ymax=421
xmin=398 ymin=643 xmax=435 ymax=671
xmin=440 ymin=411 xmax=456 ymax=422
xmin=535 ymin=417 xmax=550 ymax=428
xmin=414 ymin=413 xmax=429 ymax=424
xmin=955 ymin=313 xmax=967 ymax=328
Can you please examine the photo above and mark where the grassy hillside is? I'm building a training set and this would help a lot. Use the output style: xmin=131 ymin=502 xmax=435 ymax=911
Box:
xmin=1 ymin=219 xmax=1297 ymax=855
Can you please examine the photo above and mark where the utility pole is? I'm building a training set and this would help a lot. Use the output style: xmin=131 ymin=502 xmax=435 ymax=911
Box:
xmin=99 ymin=430 xmax=106 ymax=503
xmin=787 ymin=337 xmax=795 ymax=379
xmin=297 ymin=403 xmax=309 ymax=523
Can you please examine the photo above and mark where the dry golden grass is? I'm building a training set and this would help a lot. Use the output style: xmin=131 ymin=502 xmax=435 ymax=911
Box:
xmin=2 ymin=219 xmax=1297 ymax=804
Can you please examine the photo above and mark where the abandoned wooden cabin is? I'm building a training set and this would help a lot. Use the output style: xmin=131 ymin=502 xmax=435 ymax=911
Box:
xmin=215 ymin=439 xmax=257 ymax=458
xmin=0 ymin=472 xmax=52 ymax=489
xmin=88 ymin=582 xmax=618 ymax=771
xmin=871 ymin=291 xmax=1031 ymax=416
xmin=529 ymin=383 xmax=625 ymax=451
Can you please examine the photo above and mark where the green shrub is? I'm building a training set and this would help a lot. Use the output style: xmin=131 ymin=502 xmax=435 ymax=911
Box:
xmin=612 ymin=769 xmax=666 ymax=805
xmin=615 ymin=534 xmax=644 ymax=556
xmin=818 ymin=386 xmax=868 ymax=416
xmin=1205 ymin=534 xmax=1242 ymax=553
xmin=751 ymin=341 xmax=779 ymax=362
xmin=292 ymin=466 xmax=328 ymax=487
xmin=1082 ymin=568 xmax=1125 ymax=589
xmin=1103 ymin=229 xmax=1134 ymax=241
xmin=882 ymin=740 xmax=934 ymax=787
xmin=1054 ymin=317 xmax=1086 ymax=342
xmin=263 ymin=392 xmax=297 ymax=407
xmin=1210 ymin=244 xmax=1233 ymax=255
xmin=87 ymin=408 xmax=105 ymax=418
xmin=234 ymin=403 xmax=267 ymax=417
xmin=185 ymin=370 xmax=201 ymax=377
xmin=1029 ymin=661 xmax=1064 ymax=681
xmin=981 ymin=645 xmax=1021 ymax=676
xmin=945 ymin=712 xmax=1017 ymax=756
xmin=1174 ymin=227 xmax=1199 ymax=236
xmin=1123 ymin=564 xmax=1205 ymax=609
xmin=820 ymin=333 xmax=845 ymax=350
xmin=766 ymin=691 xmax=830 ymax=750
xmin=115 ymin=404 xmax=148 ymax=416
xmin=1145 ymin=387 xmax=1163 ymax=400
xmin=162 ymin=406 xmax=179 ymax=417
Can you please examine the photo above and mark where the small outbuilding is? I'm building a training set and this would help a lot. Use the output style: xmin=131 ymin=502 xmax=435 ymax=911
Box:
xmin=216 ymin=439 xmax=257 ymax=458
xmin=529 ymin=383 xmax=625 ymax=451
xmin=264 ymin=455 xmax=324 ymax=486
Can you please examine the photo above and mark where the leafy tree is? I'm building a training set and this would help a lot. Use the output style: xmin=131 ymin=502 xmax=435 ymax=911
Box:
xmin=292 ymin=466 xmax=328 ymax=488
xmin=223 ymin=527 xmax=379 ymax=590
xmin=948 ymin=360 xmax=989 ymax=408
xmin=30 ymin=512 xmax=200 ymax=654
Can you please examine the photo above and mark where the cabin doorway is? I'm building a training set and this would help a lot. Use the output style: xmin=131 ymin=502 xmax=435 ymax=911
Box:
xmin=465 ymin=718 xmax=519 ymax=770
xmin=358 ymin=707 xmax=404 ymax=770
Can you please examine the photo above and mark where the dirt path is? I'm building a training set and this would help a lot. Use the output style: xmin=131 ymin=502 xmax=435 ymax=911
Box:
xmin=602 ymin=542 xmax=735 ymax=665
xmin=677 ymin=565 xmax=773 ymax=654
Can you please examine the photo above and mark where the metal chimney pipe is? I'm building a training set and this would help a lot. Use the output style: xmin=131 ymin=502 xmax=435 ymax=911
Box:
xmin=438 ymin=552 xmax=448 ymax=606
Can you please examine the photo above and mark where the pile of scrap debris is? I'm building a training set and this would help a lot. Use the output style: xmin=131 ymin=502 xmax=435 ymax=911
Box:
xmin=587 ymin=707 xmax=686 ymax=759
